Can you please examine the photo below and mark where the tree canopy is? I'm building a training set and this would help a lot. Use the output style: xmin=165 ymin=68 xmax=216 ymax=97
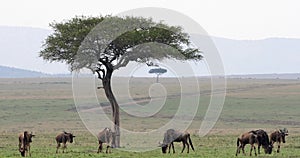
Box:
xmin=149 ymin=68 xmax=167 ymax=74
xmin=40 ymin=16 xmax=105 ymax=66
xmin=39 ymin=15 xmax=202 ymax=73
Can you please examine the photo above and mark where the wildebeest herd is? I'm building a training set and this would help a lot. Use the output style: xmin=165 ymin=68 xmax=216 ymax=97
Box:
xmin=18 ymin=128 xmax=288 ymax=157
xmin=236 ymin=128 xmax=289 ymax=156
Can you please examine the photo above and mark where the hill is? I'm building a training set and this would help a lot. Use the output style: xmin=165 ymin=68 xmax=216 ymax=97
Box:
xmin=0 ymin=26 xmax=300 ymax=75
xmin=0 ymin=65 xmax=49 ymax=78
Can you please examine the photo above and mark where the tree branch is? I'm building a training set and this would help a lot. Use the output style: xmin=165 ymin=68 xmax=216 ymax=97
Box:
xmin=114 ymin=56 xmax=129 ymax=70
xmin=95 ymin=68 xmax=105 ymax=79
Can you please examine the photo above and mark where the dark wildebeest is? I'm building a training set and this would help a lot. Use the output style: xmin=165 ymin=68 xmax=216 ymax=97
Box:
xmin=270 ymin=128 xmax=289 ymax=153
xmin=236 ymin=131 xmax=258 ymax=156
xmin=55 ymin=131 xmax=76 ymax=153
xmin=18 ymin=131 xmax=35 ymax=157
xmin=160 ymin=129 xmax=194 ymax=154
xmin=97 ymin=127 xmax=114 ymax=153
xmin=250 ymin=129 xmax=272 ymax=154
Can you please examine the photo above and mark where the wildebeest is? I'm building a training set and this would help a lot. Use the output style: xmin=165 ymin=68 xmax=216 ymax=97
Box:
xmin=236 ymin=131 xmax=258 ymax=156
xmin=55 ymin=131 xmax=76 ymax=153
xmin=160 ymin=129 xmax=194 ymax=154
xmin=250 ymin=129 xmax=272 ymax=154
xmin=18 ymin=131 xmax=35 ymax=157
xmin=270 ymin=128 xmax=289 ymax=153
xmin=97 ymin=127 xmax=114 ymax=153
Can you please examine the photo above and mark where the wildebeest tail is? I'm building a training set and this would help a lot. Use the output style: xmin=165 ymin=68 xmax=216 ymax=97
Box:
xmin=188 ymin=134 xmax=194 ymax=151
xmin=237 ymin=138 xmax=240 ymax=147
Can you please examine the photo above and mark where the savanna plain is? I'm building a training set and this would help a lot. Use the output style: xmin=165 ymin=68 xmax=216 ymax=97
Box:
xmin=0 ymin=77 xmax=300 ymax=157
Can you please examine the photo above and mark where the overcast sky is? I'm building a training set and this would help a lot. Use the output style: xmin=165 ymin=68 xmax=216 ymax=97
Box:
xmin=1 ymin=0 xmax=300 ymax=75
xmin=1 ymin=0 xmax=300 ymax=40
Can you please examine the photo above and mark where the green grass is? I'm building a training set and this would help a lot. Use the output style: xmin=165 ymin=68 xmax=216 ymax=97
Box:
xmin=0 ymin=77 xmax=300 ymax=157
xmin=1 ymin=133 xmax=299 ymax=157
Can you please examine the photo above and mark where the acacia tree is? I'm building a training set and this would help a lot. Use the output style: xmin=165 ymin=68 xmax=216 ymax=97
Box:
xmin=149 ymin=68 xmax=167 ymax=83
xmin=39 ymin=15 xmax=202 ymax=147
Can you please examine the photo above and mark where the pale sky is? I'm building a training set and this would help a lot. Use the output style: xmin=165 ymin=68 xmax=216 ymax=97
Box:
xmin=1 ymin=0 xmax=300 ymax=75
xmin=1 ymin=0 xmax=300 ymax=40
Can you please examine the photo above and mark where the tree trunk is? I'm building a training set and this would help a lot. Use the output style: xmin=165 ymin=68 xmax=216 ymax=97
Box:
xmin=102 ymin=70 xmax=120 ymax=148
xmin=156 ymin=73 xmax=161 ymax=83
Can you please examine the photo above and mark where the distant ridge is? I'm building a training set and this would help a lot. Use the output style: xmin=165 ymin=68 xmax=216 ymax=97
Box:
xmin=1 ymin=65 xmax=299 ymax=79
xmin=227 ymin=73 xmax=300 ymax=80
xmin=0 ymin=65 xmax=49 ymax=78
xmin=1 ymin=26 xmax=300 ymax=75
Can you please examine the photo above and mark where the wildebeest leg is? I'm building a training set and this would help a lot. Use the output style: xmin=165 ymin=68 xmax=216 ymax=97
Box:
xmin=257 ymin=143 xmax=261 ymax=154
xmin=171 ymin=143 xmax=175 ymax=153
xmin=56 ymin=143 xmax=60 ymax=153
xmin=186 ymin=142 xmax=190 ymax=153
xmin=181 ymin=141 xmax=186 ymax=153
xmin=236 ymin=145 xmax=240 ymax=156
xmin=253 ymin=145 xmax=257 ymax=156
xmin=250 ymin=144 xmax=257 ymax=156
xmin=271 ymin=141 xmax=275 ymax=153
xmin=106 ymin=145 xmax=110 ymax=153
xmin=250 ymin=144 xmax=254 ymax=156
xmin=19 ymin=142 xmax=21 ymax=152
xmin=62 ymin=143 xmax=67 ymax=153
xmin=277 ymin=142 xmax=281 ymax=153
xmin=250 ymin=144 xmax=253 ymax=156
xmin=242 ymin=145 xmax=246 ymax=156
xmin=28 ymin=145 xmax=31 ymax=157
xmin=97 ymin=142 xmax=102 ymax=153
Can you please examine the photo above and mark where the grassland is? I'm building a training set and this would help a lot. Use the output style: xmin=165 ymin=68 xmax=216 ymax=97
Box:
xmin=0 ymin=77 xmax=300 ymax=157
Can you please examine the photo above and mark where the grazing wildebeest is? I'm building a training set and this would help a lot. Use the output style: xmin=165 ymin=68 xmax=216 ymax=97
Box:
xmin=160 ymin=129 xmax=194 ymax=154
xmin=236 ymin=131 xmax=258 ymax=156
xmin=97 ymin=127 xmax=114 ymax=153
xmin=250 ymin=129 xmax=272 ymax=154
xmin=18 ymin=131 xmax=35 ymax=157
xmin=55 ymin=131 xmax=76 ymax=153
xmin=270 ymin=128 xmax=288 ymax=153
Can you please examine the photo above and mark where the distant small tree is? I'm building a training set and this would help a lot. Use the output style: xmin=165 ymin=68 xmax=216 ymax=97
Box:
xmin=149 ymin=68 xmax=167 ymax=83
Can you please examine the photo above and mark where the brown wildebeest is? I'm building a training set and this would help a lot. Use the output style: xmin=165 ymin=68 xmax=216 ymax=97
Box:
xmin=18 ymin=131 xmax=35 ymax=157
xmin=97 ymin=127 xmax=114 ymax=153
xmin=160 ymin=129 xmax=194 ymax=154
xmin=250 ymin=129 xmax=272 ymax=154
xmin=55 ymin=131 xmax=76 ymax=153
xmin=270 ymin=128 xmax=288 ymax=153
xmin=236 ymin=131 xmax=258 ymax=156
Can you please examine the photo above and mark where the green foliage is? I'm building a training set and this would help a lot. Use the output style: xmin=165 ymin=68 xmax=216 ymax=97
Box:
xmin=39 ymin=15 xmax=105 ymax=66
xmin=39 ymin=15 xmax=202 ymax=73
xmin=149 ymin=68 xmax=167 ymax=74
